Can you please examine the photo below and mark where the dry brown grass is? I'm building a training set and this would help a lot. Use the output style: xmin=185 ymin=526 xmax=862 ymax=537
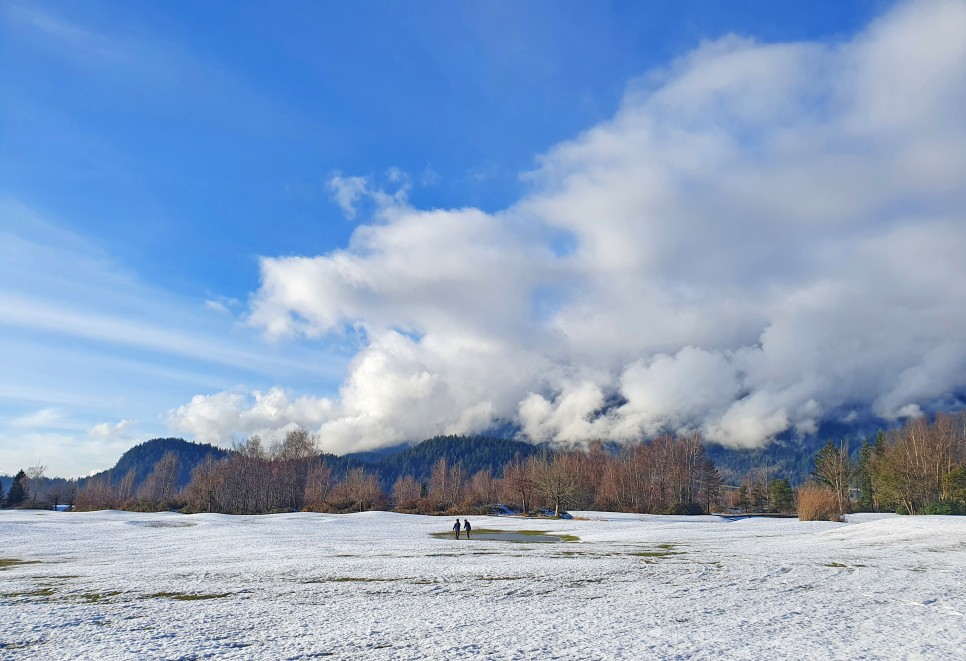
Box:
xmin=796 ymin=485 xmax=843 ymax=522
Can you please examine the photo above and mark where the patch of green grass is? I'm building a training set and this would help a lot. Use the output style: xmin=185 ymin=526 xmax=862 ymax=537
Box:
xmin=149 ymin=592 xmax=232 ymax=601
xmin=430 ymin=529 xmax=579 ymax=543
xmin=515 ymin=530 xmax=580 ymax=542
xmin=553 ymin=550 xmax=626 ymax=558
xmin=478 ymin=576 xmax=525 ymax=581
xmin=431 ymin=530 xmax=476 ymax=540
xmin=304 ymin=577 xmax=399 ymax=584
xmin=1 ymin=588 xmax=55 ymax=598
xmin=0 ymin=558 xmax=41 ymax=570
xmin=630 ymin=550 xmax=684 ymax=558
xmin=81 ymin=591 xmax=123 ymax=603
xmin=333 ymin=577 xmax=397 ymax=583
xmin=824 ymin=562 xmax=848 ymax=568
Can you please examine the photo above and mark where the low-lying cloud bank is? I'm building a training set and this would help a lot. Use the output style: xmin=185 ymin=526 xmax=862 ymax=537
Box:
xmin=171 ymin=0 xmax=966 ymax=454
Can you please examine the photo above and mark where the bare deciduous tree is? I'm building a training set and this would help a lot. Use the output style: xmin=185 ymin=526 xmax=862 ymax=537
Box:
xmin=304 ymin=461 xmax=333 ymax=510
xmin=391 ymin=474 xmax=421 ymax=511
xmin=813 ymin=441 xmax=854 ymax=517
xmin=530 ymin=452 xmax=578 ymax=517
xmin=500 ymin=454 xmax=534 ymax=513
xmin=140 ymin=451 xmax=181 ymax=506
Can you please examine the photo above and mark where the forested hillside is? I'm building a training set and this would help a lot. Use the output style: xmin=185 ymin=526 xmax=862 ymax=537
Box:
xmin=328 ymin=435 xmax=544 ymax=488
xmin=82 ymin=438 xmax=229 ymax=492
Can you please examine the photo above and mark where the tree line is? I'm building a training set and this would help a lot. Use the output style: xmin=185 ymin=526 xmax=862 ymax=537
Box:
xmin=0 ymin=465 xmax=77 ymax=510
xmin=706 ymin=413 xmax=966 ymax=520
xmin=10 ymin=411 xmax=965 ymax=518
xmin=70 ymin=429 xmax=722 ymax=516
xmin=800 ymin=412 xmax=966 ymax=519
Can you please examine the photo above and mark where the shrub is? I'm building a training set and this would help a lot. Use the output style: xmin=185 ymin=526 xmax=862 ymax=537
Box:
xmin=920 ymin=501 xmax=964 ymax=516
xmin=796 ymin=485 xmax=842 ymax=522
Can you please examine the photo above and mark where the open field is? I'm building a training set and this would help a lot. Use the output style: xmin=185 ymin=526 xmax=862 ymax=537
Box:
xmin=1 ymin=509 xmax=964 ymax=659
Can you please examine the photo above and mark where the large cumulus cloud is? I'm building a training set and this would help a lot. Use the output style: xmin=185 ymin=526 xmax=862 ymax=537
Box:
xmin=170 ymin=0 xmax=966 ymax=453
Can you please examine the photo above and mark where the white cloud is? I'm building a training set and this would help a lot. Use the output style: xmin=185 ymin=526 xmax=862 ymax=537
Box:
xmin=385 ymin=166 xmax=409 ymax=185
xmin=168 ymin=387 xmax=336 ymax=448
xmin=89 ymin=419 xmax=136 ymax=440
xmin=0 ymin=427 xmax=134 ymax=476
xmin=203 ymin=299 xmax=231 ymax=314
xmin=179 ymin=0 xmax=966 ymax=451
xmin=10 ymin=408 xmax=67 ymax=429
xmin=203 ymin=297 xmax=239 ymax=315
xmin=327 ymin=172 xmax=413 ymax=221
xmin=327 ymin=174 xmax=369 ymax=219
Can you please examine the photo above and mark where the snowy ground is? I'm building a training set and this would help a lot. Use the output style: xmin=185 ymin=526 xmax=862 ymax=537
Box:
xmin=1 ymin=509 xmax=964 ymax=659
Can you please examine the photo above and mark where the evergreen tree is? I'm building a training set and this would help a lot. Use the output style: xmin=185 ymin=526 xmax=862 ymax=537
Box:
xmin=769 ymin=478 xmax=794 ymax=513
xmin=874 ymin=430 xmax=886 ymax=455
xmin=702 ymin=459 xmax=722 ymax=513
xmin=0 ymin=476 xmax=5 ymax=506
xmin=751 ymin=483 xmax=768 ymax=511
xmin=735 ymin=484 xmax=750 ymax=512
xmin=5 ymin=470 xmax=27 ymax=508
xmin=856 ymin=440 xmax=876 ymax=511
xmin=941 ymin=466 xmax=966 ymax=509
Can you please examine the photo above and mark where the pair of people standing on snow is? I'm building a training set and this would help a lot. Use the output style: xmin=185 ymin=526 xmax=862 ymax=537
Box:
xmin=453 ymin=518 xmax=471 ymax=539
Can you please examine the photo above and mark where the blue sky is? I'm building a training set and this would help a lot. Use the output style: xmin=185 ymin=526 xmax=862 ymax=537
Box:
xmin=5 ymin=0 xmax=965 ymax=477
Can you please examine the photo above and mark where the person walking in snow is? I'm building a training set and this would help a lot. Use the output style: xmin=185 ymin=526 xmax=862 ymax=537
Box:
xmin=463 ymin=519 xmax=472 ymax=539
xmin=453 ymin=518 xmax=461 ymax=540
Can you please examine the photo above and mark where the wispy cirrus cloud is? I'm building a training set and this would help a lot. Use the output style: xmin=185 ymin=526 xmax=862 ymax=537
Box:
xmin=0 ymin=199 xmax=342 ymax=379
xmin=0 ymin=198 xmax=346 ymax=474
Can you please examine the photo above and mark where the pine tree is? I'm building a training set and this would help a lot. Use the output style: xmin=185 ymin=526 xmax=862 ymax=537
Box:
xmin=751 ymin=483 xmax=768 ymax=511
xmin=942 ymin=466 xmax=966 ymax=510
xmin=856 ymin=440 xmax=876 ymax=511
xmin=735 ymin=484 xmax=750 ymax=512
xmin=5 ymin=470 xmax=27 ymax=508
xmin=769 ymin=478 xmax=794 ymax=513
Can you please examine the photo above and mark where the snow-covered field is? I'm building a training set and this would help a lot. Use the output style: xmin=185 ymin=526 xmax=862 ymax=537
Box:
xmin=1 ymin=509 xmax=964 ymax=659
